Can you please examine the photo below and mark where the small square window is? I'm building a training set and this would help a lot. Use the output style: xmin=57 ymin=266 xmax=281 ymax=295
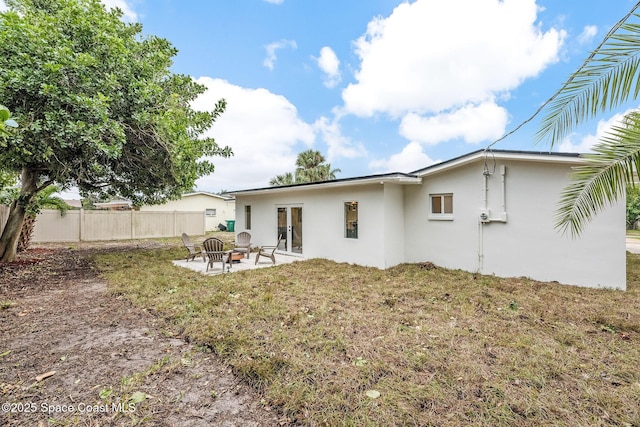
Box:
xmin=430 ymin=194 xmax=453 ymax=220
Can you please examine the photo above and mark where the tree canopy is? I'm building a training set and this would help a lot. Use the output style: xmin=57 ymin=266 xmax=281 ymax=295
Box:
xmin=270 ymin=149 xmax=340 ymax=186
xmin=0 ymin=0 xmax=231 ymax=261
xmin=0 ymin=105 xmax=18 ymax=137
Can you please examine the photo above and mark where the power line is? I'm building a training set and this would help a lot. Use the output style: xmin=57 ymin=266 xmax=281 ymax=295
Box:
xmin=485 ymin=1 xmax=640 ymax=152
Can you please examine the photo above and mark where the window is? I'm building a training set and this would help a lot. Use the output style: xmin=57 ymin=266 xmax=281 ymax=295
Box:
xmin=430 ymin=194 xmax=453 ymax=219
xmin=205 ymin=208 xmax=217 ymax=217
xmin=245 ymin=205 xmax=252 ymax=230
xmin=344 ymin=201 xmax=358 ymax=239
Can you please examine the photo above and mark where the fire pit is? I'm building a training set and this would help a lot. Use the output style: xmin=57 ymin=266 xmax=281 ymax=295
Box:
xmin=229 ymin=251 xmax=244 ymax=263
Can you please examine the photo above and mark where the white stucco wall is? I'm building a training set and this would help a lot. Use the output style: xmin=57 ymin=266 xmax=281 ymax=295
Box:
xmin=233 ymin=153 xmax=625 ymax=290
xmin=139 ymin=194 xmax=235 ymax=231
xmin=382 ymin=183 xmax=406 ymax=267
xmin=235 ymin=184 xmax=394 ymax=268
xmin=405 ymin=158 xmax=626 ymax=289
xmin=405 ymin=165 xmax=480 ymax=272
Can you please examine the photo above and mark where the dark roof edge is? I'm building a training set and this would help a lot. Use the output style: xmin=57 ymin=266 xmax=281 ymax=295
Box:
xmin=229 ymin=172 xmax=418 ymax=195
xmin=230 ymin=149 xmax=583 ymax=195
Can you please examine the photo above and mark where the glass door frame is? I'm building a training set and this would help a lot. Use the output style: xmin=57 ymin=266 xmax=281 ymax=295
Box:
xmin=276 ymin=204 xmax=303 ymax=255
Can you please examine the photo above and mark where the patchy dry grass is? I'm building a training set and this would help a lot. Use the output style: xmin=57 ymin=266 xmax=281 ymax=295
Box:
xmin=96 ymin=246 xmax=640 ymax=426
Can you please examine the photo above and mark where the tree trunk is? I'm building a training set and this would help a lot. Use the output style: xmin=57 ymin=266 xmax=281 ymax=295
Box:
xmin=17 ymin=214 xmax=36 ymax=253
xmin=0 ymin=200 xmax=28 ymax=262
xmin=0 ymin=168 xmax=39 ymax=262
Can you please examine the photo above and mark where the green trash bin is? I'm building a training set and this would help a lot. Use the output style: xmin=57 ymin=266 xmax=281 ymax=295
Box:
xmin=225 ymin=220 xmax=235 ymax=232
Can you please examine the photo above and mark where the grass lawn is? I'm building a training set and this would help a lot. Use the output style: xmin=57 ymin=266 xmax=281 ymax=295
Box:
xmin=95 ymin=242 xmax=640 ymax=426
xmin=627 ymin=229 xmax=640 ymax=239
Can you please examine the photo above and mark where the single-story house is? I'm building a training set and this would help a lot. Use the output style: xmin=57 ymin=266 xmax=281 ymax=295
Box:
xmin=230 ymin=149 xmax=626 ymax=290
xmin=139 ymin=192 xmax=235 ymax=231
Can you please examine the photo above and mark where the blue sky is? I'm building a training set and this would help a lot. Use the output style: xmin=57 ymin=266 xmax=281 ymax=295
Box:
xmin=4 ymin=0 xmax=640 ymax=194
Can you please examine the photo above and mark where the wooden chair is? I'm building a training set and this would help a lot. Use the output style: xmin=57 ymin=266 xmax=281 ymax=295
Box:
xmin=181 ymin=233 xmax=204 ymax=262
xmin=255 ymin=235 xmax=283 ymax=265
xmin=202 ymin=237 xmax=232 ymax=272
xmin=233 ymin=232 xmax=252 ymax=259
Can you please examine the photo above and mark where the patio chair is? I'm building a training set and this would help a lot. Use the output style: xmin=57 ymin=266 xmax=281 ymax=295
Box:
xmin=233 ymin=232 xmax=252 ymax=259
xmin=202 ymin=237 xmax=232 ymax=272
xmin=181 ymin=233 xmax=204 ymax=262
xmin=255 ymin=235 xmax=283 ymax=265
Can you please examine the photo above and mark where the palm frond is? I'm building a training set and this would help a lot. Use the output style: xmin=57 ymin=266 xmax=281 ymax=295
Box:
xmin=556 ymin=112 xmax=640 ymax=236
xmin=538 ymin=17 xmax=640 ymax=146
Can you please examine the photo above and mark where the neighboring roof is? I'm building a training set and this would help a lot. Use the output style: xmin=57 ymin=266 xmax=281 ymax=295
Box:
xmin=63 ymin=199 xmax=83 ymax=209
xmin=182 ymin=191 xmax=235 ymax=201
xmin=94 ymin=199 xmax=132 ymax=208
xmin=229 ymin=149 xmax=584 ymax=196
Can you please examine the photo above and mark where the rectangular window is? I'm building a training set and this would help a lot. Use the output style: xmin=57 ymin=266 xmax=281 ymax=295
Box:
xmin=205 ymin=208 xmax=217 ymax=217
xmin=344 ymin=201 xmax=358 ymax=239
xmin=430 ymin=194 xmax=453 ymax=219
xmin=245 ymin=205 xmax=251 ymax=230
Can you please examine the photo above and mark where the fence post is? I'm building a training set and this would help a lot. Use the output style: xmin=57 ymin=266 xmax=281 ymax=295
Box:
xmin=79 ymin=208 xmax=85 ymax=242
xmin=131 ymin=209 xmax=135 ymax=239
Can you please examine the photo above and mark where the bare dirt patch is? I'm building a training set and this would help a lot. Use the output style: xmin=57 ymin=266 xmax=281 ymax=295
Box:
xmin=0 ymin=242 xmax=284 ymax=426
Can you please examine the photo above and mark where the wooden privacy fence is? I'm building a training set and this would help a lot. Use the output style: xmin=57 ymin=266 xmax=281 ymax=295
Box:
xmin=0 ymin=206 xmax=206 ymax=242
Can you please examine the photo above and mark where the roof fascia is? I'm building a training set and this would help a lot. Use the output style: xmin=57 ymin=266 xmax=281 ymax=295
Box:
xmin=230 ymin=174 xmax=421 ymax=196
xmin=182 ymin=192 xmax=232 ymax=200
xmin=414 ymin=150 xmax=584 ymax=178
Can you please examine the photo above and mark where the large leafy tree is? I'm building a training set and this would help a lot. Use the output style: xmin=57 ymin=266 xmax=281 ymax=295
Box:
xmin=626 ymin=184 xmax=640 ymax=229
xmin=0 ymin=105 xmax=18 ymax=136
xmin=0 ymin=106 xmax=18 ymax=190
xmin=0 ymin=0 xmax=231 ymax=262
xmin=270 ymin=149 xmax=340 ymax=186
xmin=536 ymin=5 xmax=640 ymax=236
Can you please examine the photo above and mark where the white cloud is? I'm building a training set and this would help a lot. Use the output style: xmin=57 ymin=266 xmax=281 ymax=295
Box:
xmin=559 ymin=110 xmax=634 ymax=153
xmin=315 ymin=46 xmax=342 ymax=88
xmin=577 ymin=25 xmax=598 ymax=45
xmin=191 ymin=77 xmax=316 ymax=191
xmin=369 ymin=141 xmax=437 ymax=173
xmin=313 ymin=116 xmax=367 ymax=161
xmin=101 ymin=0 xmax=137 ymax=21
xmin=399 ymin=102 xmax=508 ymax=145
xmin=263 ymin=39 xmax=297 ymax=71
xmin=339 ymin=0 xmax=564 ymax=153
xmin=343 ymin=0 xmax=564 ymax=118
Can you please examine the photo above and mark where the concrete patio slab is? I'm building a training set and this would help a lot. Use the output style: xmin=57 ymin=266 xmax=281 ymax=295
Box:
xmin=626 ymin=238 xmax=640 ymax=254
xmin=173 ymin=252 xmax=304 ymax=275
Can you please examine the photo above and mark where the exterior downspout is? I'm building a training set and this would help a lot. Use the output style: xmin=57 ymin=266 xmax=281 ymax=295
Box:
xmin=499 ymin=165 xmax=507 ymax=222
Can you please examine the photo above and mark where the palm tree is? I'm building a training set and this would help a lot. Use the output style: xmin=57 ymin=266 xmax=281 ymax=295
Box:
xmin=17 ymin=185 xmax=69 ymax=252
xmin=295 ymin=149 xmax=325 ymax=183
xmin=536 ymin=4 xmax=640 ymax=236
xmin=270 ymin=150 xmax=340 ymax=186
xmin=269 ymin=172 xmax=295 ymax=186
